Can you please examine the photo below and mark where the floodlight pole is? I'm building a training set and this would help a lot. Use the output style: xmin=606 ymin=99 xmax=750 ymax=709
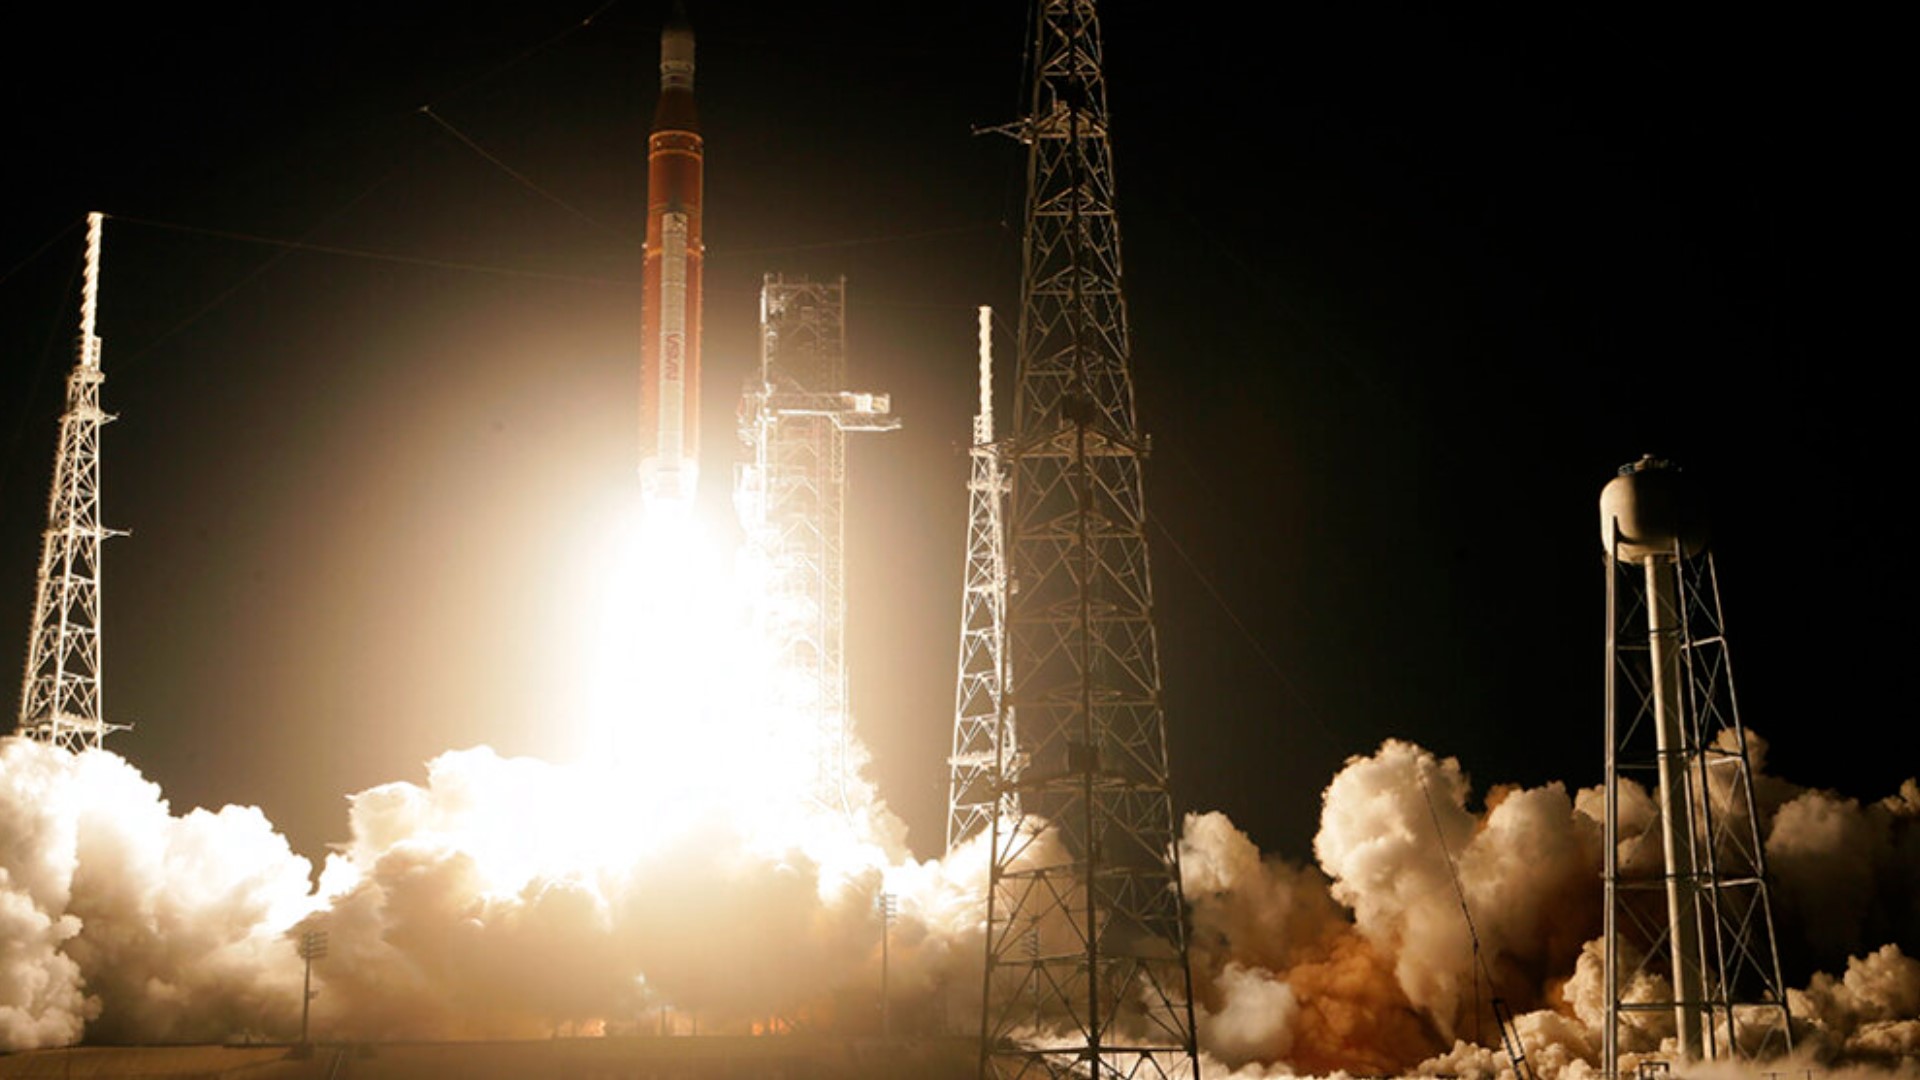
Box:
xmin=297 ymin=930 xmax=328 ymax=1049
xmin=301 ymin=953 xmax=313 ymax=1046
xmin=878 ymin=892 xmax=897 ymax=1038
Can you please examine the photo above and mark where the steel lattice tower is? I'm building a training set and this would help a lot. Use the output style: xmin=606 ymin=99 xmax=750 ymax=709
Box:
xmin=16 ymin=212 xmax=125 ymax=752
xmin=1601 ymin=456 xmax=1791 ymax=1077
xmin=978 ymin=2 xmax=1199 ymax=1075
xmin=736 ymin=274 xmax=898 ymax=813
xmin=948 ymin=307 xmax=1013 ymax=853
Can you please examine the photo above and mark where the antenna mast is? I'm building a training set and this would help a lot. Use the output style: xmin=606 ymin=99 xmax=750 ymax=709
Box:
xmin=947 ymin=306 xmax=1013 ymax=853
xmin=17 ymin=212 xmax=125 ymax=751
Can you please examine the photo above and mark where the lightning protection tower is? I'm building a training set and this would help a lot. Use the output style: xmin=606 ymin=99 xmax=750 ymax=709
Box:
xmin=736 ymin=274 xmax=898 ymax=814
xmin=977 ymin=2 xmax=1200 ymax=1075
xmin=1601 ymin=456 xmax=1791 ymax=1077
xmin=16 ymin=212 xmax=125 ymax=752
xmin=947 ymin=306 xmax=1013 ymax=854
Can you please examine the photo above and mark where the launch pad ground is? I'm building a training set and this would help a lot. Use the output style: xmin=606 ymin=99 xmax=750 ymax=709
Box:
xmin=0 ymin=1036 xmax=978 ymax=1079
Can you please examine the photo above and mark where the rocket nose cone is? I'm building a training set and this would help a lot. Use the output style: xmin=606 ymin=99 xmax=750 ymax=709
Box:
xmin=661 ymin=11 xmax=694 ymax=89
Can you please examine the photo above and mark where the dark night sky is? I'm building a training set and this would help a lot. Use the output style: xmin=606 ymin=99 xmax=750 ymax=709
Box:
xmin=2 ymin=4 xmax=1903 ymax=867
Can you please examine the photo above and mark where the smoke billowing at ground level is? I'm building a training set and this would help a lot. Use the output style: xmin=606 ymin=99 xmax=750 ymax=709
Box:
xmin=1184 ymin=738 xmax=1920 ymax=1077
xmin=2 ymin=732 xmax=1915 ymax=1077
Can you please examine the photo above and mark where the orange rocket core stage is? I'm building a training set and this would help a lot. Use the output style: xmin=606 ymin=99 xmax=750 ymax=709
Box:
xmin=639 ymin=14 xmax=703 ymax=504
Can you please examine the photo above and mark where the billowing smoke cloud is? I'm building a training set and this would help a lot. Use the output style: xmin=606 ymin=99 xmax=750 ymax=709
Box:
xmin=1183 ymin=806 xmax=1432 ymax=1074
xmin=1768 ymin=782 xmax=1920 ymax=972
xmin=1313 ymin=741 xmax=1603 ymax=1029
xmin=1 ymin=736 xmax=982 ymax=1050
xmin=1183 ymin=740 xmax=1604 ymax=1076
xmin=1793 ymin=945 xmax=1920 ymax=1066
xmin=1 ymin=738 xmax=309 ymax=1047
xmin=1182 ymin=738 xmax=1920 ymax=1079
xmin=4 ymin=728 xmax=1915 ymax=1077
xmin=329 ymin=745 xmax=990 ymax=1038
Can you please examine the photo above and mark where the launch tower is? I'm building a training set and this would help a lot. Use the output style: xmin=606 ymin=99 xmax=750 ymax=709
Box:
xmin=736 ymin=275 xmax=898 ymax=813
xmin=16 ymin=212 xmax=125 ymax=752
xmin=977 ymin=2 xmax=1200 ymax=1075
xmin=1601 ymin=456 xmax=1791 ymax=1076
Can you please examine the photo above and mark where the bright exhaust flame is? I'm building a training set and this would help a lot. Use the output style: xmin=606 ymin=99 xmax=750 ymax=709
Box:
xmin=132 ymin=487 xmax=975 ymax=1044
xmin=573 ymin=498 xmax=778 ymax=848
xmin=558 ymin=493 xmax=890 ymax=868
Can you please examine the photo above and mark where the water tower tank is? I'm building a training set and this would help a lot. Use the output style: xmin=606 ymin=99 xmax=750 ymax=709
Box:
xmin=1599 ymin=455 xmax=1708 ymax=559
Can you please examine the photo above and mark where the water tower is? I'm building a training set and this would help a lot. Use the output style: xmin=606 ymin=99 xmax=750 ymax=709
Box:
xmin=1601 ymin=455 xmax=1791 ymax=1075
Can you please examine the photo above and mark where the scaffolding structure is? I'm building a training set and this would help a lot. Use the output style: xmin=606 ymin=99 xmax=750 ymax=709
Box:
xmin=947 ymin=307 xmax=1013 ymax=854
xmin=736 ymin=274 xmax=898 ymax=813
xmin=977 ymin=2 xmax=1199 ymax=1075
xmin=1602 ymin=456 xmax=1791 ymax=1077
xmin=16 ymin=212 xmax=125 ymax=752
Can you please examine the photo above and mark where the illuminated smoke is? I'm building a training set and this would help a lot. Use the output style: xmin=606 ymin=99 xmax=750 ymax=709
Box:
xmin=1182 ymin=738 xmax=1920 ymax=1078
xmin=4 ymin=716 xmax=1915 ymax=1075
xmin=1793 ymin=945 xmax=1920 ymax=1066
xmin=1312 ymin=741 xmax=1602 ymax=1030
xmin=1768 ymin=781 xmax=1920 ymax=972
xmin=0 ymin=738 xmax=309 ymax=1048
xmin=1181 ymin=809 xmax=1429 ymax=1074
xmin=0 ymin=734 xmax=984 ymax=1048
xmin=2 ymin=495 xmax=994 ymax=1051
xmin=0 ymin=738 xmax=93 ymax=1048
xmin=297 ymin=745 xmax=983 ymax=1039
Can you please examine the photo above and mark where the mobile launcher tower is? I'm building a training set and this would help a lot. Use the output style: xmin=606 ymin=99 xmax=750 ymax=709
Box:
xmin=735 ymin=275 xmax=898 ymax=814
xmin=1600 ymin=456 xmax=1791 ymax=1076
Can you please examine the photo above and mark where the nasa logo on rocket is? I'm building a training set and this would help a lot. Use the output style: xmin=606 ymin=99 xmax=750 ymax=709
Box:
xmin=639 ymin=5 xmax=703 ymax=505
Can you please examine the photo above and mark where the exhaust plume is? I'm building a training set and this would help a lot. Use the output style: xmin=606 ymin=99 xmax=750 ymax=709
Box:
xmin=1 ymin=736 xmax=984 ymax=1048
xmin=4 ymin=726 xmax=1913 ymax=1078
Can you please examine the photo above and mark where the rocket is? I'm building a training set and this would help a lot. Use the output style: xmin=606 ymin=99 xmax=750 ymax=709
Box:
xmin=639 ymin=7 xmax=703 ymax=504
